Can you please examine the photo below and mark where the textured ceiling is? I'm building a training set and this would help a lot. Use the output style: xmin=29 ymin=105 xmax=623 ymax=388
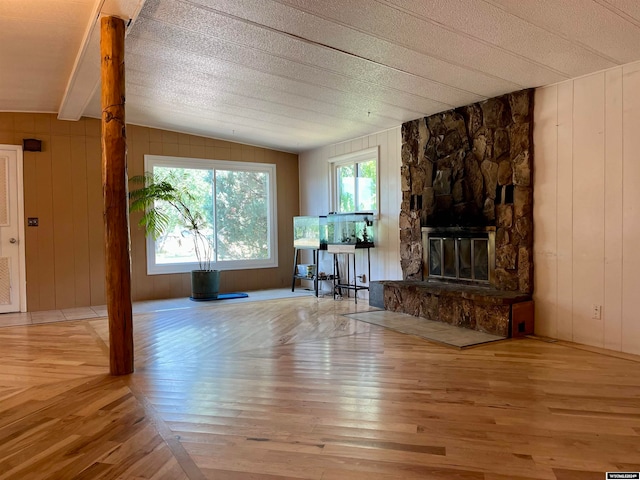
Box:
xmin=2 ymin=0 xmax=640 ymax=152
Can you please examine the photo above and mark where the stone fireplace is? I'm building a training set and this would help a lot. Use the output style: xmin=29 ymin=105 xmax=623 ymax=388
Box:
xmin=400 ymin=88 xmax=533 ymax=292
xmin=373 ymin=89 xmax=534 ymax=337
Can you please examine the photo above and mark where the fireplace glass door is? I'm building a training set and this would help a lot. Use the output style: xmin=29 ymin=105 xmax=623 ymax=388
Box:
xmin=442 ymin=238 xmax=456 ymax=277
xmin=428 ymin=239 xmax=442 ymax=276
xmin=428 ymin=235 xmax=490 ymax=283
xmin=473 ymin=239 xmax=489 ymax=280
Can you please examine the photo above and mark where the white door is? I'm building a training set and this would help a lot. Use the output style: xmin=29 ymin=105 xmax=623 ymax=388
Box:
xmin=0 ymin=146 xmax=25 ymax=313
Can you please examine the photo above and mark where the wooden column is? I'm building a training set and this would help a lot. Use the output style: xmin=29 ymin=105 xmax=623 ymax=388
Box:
xmin=101 ymin=16 xmax=134 ymax=375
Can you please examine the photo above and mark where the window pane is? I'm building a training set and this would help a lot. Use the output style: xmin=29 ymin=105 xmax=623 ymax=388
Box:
xmin=153 ymin=166 xmax=213 ymax=266
xmin=357 ymin=159 xmax=377 ymax=211
xmin=337 ymin=164 xmax=355 ymax=213
xmin=215 ymin=169 xmax=269 ymax=261
xmin=143 ymin=155 xmax=277 ymax=274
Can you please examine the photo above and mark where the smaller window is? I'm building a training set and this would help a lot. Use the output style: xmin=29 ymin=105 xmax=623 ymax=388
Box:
xmin=329 ymin=147 xmax=379 ymax=215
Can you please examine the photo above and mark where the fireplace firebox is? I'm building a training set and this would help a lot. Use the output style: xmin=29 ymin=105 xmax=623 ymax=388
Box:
xmin=422 ymin=227 xmax=495 ymax=285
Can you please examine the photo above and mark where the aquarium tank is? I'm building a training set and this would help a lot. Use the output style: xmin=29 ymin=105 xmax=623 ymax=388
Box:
xmin=293 ymin=216 xmax=328 ymax=249
xmin=326 ymin=213 xmax=375 ymax=247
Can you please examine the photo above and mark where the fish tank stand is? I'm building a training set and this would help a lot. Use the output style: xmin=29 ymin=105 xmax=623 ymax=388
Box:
xmin=328 ymin=244 xmax=372 ymax=304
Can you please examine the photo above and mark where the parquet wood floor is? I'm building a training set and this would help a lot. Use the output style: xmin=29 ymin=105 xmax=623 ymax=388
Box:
xmin=1 ymin=296 xmax=639 ymax=479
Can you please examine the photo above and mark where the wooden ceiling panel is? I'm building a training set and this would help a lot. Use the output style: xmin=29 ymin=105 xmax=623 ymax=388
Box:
xmin=381 ymin=0 xmax=620 ymax=74
xmin=120 ymin=11 xmax=481 ymax=113
xmin=0 ymin=0 xmax=95 ymax=112
xmin=124 ymin=45 xmax=428 ymax=125
xmin=486 ymin=0 xmax=640 ymax=63
xmin=274 ymin=0 xmax=585 ymax=84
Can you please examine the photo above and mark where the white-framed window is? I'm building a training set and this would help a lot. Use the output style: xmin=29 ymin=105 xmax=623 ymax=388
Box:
xmin=329 ymin=146 xmax=379 ymax=215
xmin=143 ymin=155 xmax=278 ymax=275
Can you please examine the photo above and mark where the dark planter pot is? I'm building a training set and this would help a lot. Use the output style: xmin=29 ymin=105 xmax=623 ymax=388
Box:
xmin=190 ymin=270 xmax=221 ymax=300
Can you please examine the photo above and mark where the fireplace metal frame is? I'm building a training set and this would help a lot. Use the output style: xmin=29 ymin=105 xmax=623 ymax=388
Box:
xmin=421 ymin=226 xmax=495 ymax=285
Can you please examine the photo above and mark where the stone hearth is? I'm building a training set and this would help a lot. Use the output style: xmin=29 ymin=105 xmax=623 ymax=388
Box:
xmin=373 ymin=280 xmax=533 ymax=337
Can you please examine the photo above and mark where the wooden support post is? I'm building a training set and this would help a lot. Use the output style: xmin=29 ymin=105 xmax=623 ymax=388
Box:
xmin=101 ymin=15 xmax=134 ymax=375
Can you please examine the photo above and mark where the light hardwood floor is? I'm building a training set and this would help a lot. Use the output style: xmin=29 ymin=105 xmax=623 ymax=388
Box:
xmin=1 ymin=296 xmax=639 ymax=479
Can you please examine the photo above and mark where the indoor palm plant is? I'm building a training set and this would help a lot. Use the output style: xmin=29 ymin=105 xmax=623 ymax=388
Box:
xmin=129 ymin=172 xmax=220 ymax=299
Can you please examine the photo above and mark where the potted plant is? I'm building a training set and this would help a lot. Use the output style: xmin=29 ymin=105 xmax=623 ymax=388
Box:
xmin=128 ymin=172 xmax=221 ymax=300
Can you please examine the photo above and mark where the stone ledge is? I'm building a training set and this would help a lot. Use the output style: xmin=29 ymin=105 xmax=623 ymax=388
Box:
xmin=377 ymin=280 xmax=532 ymax=337
xmin=380 ymin=280 xmax=530 ymax=304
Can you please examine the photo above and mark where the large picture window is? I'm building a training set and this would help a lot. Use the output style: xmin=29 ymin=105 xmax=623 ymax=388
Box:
xmin=330 ymin=147 xmax=378 ymax=214
xmin=144 ymin=155 xmax=277 ymax=274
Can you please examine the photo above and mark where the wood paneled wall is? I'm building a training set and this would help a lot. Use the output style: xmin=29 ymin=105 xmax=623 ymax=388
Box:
xmin=298 ymin=128 xmax=403 ymax=288
xmin=533 ymin=62 xmax=640 ymax=355
xmin=0 ymin=113 xmax=299 ymax=311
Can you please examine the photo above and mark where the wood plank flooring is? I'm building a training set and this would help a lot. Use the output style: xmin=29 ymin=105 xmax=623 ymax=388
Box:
xmin=1 ymin=296 xmax=639 ymax=479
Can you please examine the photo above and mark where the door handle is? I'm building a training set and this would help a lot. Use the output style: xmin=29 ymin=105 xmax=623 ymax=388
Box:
xmin=9 ymin=238 xmax=17 ymax=244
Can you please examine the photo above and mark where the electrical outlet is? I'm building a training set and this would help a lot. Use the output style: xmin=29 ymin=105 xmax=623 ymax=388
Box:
xmin=592 ymin=304 xmax=602 ymax=320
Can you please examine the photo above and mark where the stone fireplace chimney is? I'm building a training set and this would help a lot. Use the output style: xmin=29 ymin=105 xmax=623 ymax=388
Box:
xmin=399 ymin=89 xmax=533 ymax=294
